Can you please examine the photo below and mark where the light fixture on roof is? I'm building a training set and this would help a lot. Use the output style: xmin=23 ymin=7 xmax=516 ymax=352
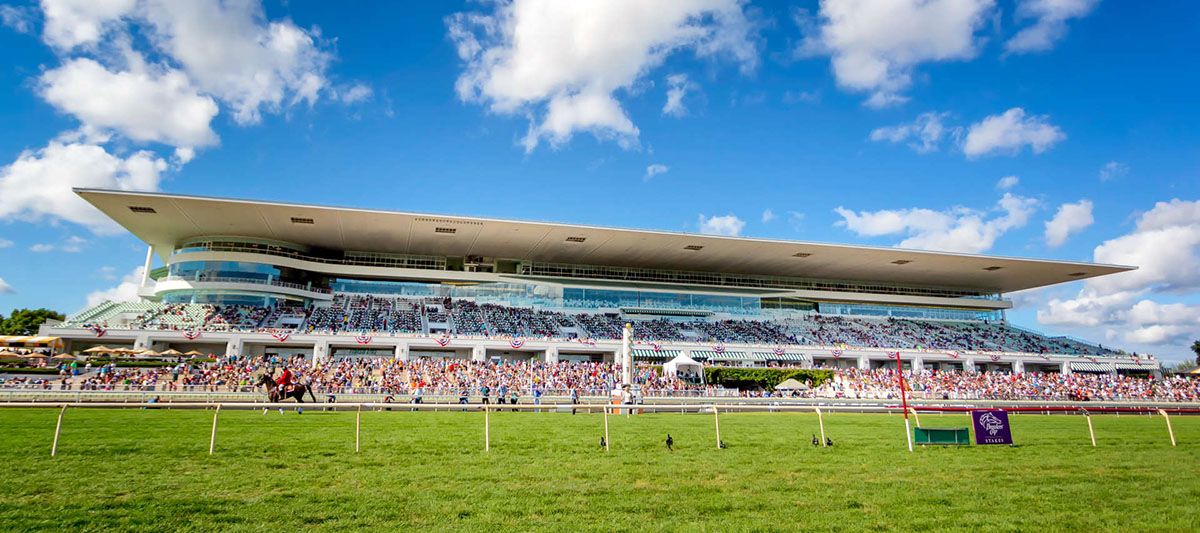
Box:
xmin=434 ymin=227 xmax=457 ymax=234
xmin=891 ymin=259 xmax=912 ymax=265
xmin=1067 ymin=272 xmax=1087 ymax=277
xmin=565 ymin=236 xmax=586 ymax=243
xmin=792 ymin=252 xmax=812 ymax=258
xmin=983 ymin=266 xmax=1003 ymax=271
xmin=290 ymin=217 xmax=314 ymax=225
xmin=683 ymin=245 xmax=704 ymax=251
xmin=128 ymin=206 xmax=157 ymax=213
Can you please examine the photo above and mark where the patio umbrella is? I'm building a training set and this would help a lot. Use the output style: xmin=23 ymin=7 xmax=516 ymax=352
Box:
xmin=83 ymin=346 xmax=113 ymax=354
xmin=51 ymin=353 xmax=77 ymax=360
xmin=160 ymin=348 xmax=184 ymax=356
xmin=137 ymin=349 xmax=160 ymax=356
xmin=185 ymin=350 xmax=205 ymax=356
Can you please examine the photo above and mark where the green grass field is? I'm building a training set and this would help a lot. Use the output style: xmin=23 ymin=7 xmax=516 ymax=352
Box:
xmin=1 ymin=407 xmax=1198 ymax=531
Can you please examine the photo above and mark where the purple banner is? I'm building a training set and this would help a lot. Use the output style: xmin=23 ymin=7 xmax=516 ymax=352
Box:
xmin=971 ymin=410 xmax=1013 ymax=445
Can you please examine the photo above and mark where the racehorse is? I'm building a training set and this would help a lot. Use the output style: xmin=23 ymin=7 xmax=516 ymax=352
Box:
xmin=257 ymin=373 xmax=316 ymax=405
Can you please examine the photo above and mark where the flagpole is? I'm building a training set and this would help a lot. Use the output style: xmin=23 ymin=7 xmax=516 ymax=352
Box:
xmin=896 ymin=352 xmax=913 ymax=452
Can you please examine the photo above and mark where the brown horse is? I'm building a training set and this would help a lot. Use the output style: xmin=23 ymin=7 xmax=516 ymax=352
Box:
xmin=257 ymin=373 xmax=316 ymax=404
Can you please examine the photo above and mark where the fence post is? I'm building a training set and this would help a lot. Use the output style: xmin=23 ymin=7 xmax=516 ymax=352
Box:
xmin=1085 ymin=413 xmax=1096 ymax=447
xmin=51 ymin=404 xmax=67 ymax=457
xmin=816 ymin=407 xmax=827 ymax=448
xmin=209 ymin=404 xmax=221 ymax=455
xmin=1158 ymin=409 xmax=1176 ymax=447
xmin=356 ymin=404 xmax=362 ymax=453
xmin=713 ymin=405 xmax=722 ymax=449
xmin=484 ymin=404 xmax=490 ymax=452
xmin=603 ymin=405 xmax=610 ymax=452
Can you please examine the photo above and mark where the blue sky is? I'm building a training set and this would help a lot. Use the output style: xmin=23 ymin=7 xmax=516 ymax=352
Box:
xmin=0 ymin=1 xmax=1197 ymax=361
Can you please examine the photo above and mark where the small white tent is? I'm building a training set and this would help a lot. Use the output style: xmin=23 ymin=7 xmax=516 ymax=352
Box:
xmin=663 ymin=354 xmax=704 ymax=383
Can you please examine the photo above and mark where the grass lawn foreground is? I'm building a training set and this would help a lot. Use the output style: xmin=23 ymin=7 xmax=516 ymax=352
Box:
xmin=1 ymin=408 xmax=1197 ymax=531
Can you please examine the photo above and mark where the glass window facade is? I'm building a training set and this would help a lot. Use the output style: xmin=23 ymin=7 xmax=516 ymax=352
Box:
xmin=168 ymin=261 xmax=280 ymax=282
xmin=162 ymin=291 xmax=289 ymax=306
xmin=817 ymin=302 xmax=1002 ymax=321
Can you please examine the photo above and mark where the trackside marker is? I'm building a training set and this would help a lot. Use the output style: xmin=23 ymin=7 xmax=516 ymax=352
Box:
xmin=51 ymin=404 xmax=67 ymax=457
xmin=209 ymin=404 xmax=221 ymax=455
xmin=816 ymin=407 xmax=827 ymax=448
xmin=1158 ymin=409 xmax=1176 ymax=447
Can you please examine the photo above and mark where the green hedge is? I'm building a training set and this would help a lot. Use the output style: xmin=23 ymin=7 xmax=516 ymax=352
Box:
xmin=703 ymin=367 xmax=833 ymax=390
xmin=0 ymin=367 xmax=62 ymax=375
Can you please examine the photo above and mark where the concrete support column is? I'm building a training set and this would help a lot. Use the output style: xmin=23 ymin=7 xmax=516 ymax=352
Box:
xmin=140 ymin=245 xmax=154 ymax=287
xmin=911 ymin=357 xmax=924 ymax=372
xmin=313 ymin=340 xmax=331 ymax=365
xmin=471 ymin=345 xmax=486 ymax=362
xmin=394 ymin=342 xmax=408 ymax=361
xmin=225 ymin=337 xmax=244 ymax=357
xmin=857 ymin=354 xmax=870 ymax=370
xmin=965 ymin=358 xmax=977 ymax=373
xmin=544 ymin=345 xmax=559 ymax=364
xmin=1061 ymin=361 xmax=1072 ymax=375
xmin=134 ymin=333 xmax=151 ymax=350
xmin=1013 ymin=360 xmax=1025 ymax=374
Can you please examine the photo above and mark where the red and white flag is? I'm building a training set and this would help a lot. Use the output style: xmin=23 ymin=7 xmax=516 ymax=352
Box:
xmin=183 ymin=330 xmax=200 ymax=340
xmin=509 ymin=337 xmax=526 ymax=349
xmin=355 ymin=335 xmax=372 ymax=345
xmin=271 ymin=331 xmax=290 ymax=342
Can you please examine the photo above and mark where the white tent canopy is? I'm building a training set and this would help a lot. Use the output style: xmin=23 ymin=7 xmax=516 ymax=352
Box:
xmin=663 ymin=354 xmax=704 ymax=383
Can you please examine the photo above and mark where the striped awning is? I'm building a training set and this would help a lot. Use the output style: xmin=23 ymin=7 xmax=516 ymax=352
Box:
xmin=693 ymin=350 xmax=751 ymax=361
xmin=1114 ymin=361 xmax=1155 ymax=370
xmin=631 ymin=349 xmax=679 ymax=361
xmin=754 ymin=351 xmax=804 ymax=362
xmin=1071 ymin=361 xmax=1115 ymax=373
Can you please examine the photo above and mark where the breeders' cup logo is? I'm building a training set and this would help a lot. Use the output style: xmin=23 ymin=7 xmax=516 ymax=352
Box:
xmin=979 ymin=412 xmax=1005 ymax=436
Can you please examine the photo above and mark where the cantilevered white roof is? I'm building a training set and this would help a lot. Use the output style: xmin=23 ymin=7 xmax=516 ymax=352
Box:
xmin=76 ymin=189 xmax=1133 ymax=294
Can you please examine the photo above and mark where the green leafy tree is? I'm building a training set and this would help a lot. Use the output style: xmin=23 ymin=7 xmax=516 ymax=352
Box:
xmin=0 ymin=308 xmax=65 ymax=335
xmin=1192 ymin=339 xmax=1200 ymax=367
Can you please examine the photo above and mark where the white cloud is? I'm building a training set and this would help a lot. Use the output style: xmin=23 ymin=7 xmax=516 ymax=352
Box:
xmin=0 ymin=4 xmax=35 ymax=34
xmin=698 ymin=213 xmax=746 ymax=236
xmin=1005 ymin=0 xmax=1098 ymax=55
xmin=996 ymin=175 xmax=1020 ymax=190
xmin=662 ymin=74 xmax=695 ymax=117
xmin=868 ymin=112 xmax=953 ymax=153
xmin=98 ymin=265 xmax=118 ymax=281
xmin=448 ymin=0 xmax=757 ymax=152
xmin=1099 ymin=160 xmax=1128 ymax=181
xmin=1044 ymin=199 xmax=1093 ymax=248
xmin=1036 ymin=199 xmax=1200 ymax=352
xmin=0 ymin=238 xmax=12 ymax=248
xmin=42 ymin=0 xmax=332 ymax=124
xmin=834 ymin=192 xmax=1037 ymax=253
xmin=761 ymin=209 xmax=776 ymax=223
xmin=30 ymin=236 xmax=90 ymax=253
xmin=962 ymin=107 xmax=1065 ymax=157
xmin=796 ymin=0 xmax=994 ymax=107
xmin=644 ymin=163 xmax=670 ymax=180
xmin=0 ymin=276 xmax=13 ymax=294
xmin=39 ymin=57 xmax=219 ymax=149
xmin=40 ymin=0 xmax=135 ymax=49
xmin=29 ymin=243 xmax=54 ymax=253
xmin=85 ymin=265 xmax=144 ymax=307
xmin=0 ymin=140 xmax=167 ymax=233
xmin=336 ymin=83 xmax=373 ymax=104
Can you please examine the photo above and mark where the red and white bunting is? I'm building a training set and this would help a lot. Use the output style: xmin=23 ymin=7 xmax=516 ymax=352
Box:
xmin=946 ymin=351 xmax=960 ymax=359
xmin=989 ymin=354 xmax=1001 ymax=362
xmin=271 ymin=331 xmax=290 ymax=342
xmin=887 ymin=351 xmax=901 ymax=360
xmin=355 ymin=335 xmax=372 ymax=345
xmin=713 ymin=345 xmax=726 ymax=354
xmin=652 ymin=342 xmax=662 ymax=352
xmin=435 ymin=334 xmax=451 ymax=347
xmin=1130 ymin=355 xmax=1142 ymax=366
xmin=91 ymin=325 xmax=107 ymax=338
xmin=578 ymin=337 xmax=595 ymax=346
xmin=773 ymin=347 xmax=786 ymax=357
xmin=831 ymin=349 xmax=843 ymax=359
xmin=182 ymin=330 xmax=200 ymax=340
xmin=1086 ymin=356 xmax=1099 ymax=364
xmin=509 ymin=337 xmax=526 ymax=350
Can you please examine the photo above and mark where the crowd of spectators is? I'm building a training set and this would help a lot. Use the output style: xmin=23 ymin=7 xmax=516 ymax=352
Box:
xmin=65 ymin=296 xmax=1119 ymax=357
xmin=816 ymin=368 xmax=1200 ymax=402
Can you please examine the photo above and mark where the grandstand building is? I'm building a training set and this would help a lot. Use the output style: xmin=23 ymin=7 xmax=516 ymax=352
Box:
xmin=42 ymin=188 xmax=1160 ymax=375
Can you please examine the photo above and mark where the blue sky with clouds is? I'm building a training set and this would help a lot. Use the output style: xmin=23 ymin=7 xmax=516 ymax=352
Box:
xmin=0 ymin=1 xmax=1196 ymax=361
